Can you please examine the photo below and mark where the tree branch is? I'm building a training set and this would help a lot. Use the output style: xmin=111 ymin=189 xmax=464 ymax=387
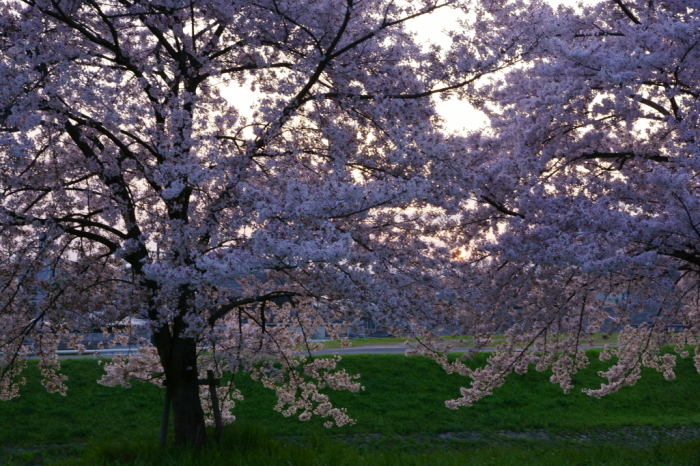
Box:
xmin=577 ymin=151 xmax=669 ymax=163
xmin=62 ymin=227 xmax=121 ymax=252
xmin=634 ymin=95 xmax=671 ymax=117
xmin=480 ymin=195 xmax=525 ymax=219
xmin=208 ymin=292 xmax=300 ymax=325
xmin=610 ymin=0 xmax=641 ymax=25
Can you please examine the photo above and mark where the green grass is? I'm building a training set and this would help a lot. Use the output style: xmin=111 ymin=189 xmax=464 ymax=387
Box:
xmin=229 ymin=351 xmax=700 ymax=437
xmin=318 ymin=337 xmax=410 ymax=349
xmin=12 ymin=423 xmax=697 ymax=466
xmin=2 ymin=350 xmax=700 ymax=464
xmin=3 ymin=351 xmax=700 ymax=443
xmin=319 ymin=333 xmax=619 ymax=350
xmin=0 ymin=359 xmax=163 ymax=447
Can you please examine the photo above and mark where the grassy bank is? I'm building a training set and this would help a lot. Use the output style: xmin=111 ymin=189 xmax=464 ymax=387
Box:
xmin=2 ymin=350 xmax=700 ymax=464
xmin=232 ymin=352 xmax=700 ymax=437
xmin=30 ymin=423 xmax=698 ymax=466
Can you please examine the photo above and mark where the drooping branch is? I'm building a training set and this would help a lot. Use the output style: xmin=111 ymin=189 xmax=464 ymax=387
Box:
xmin=62 ymin=227 xmax=120 ymax=252
xmin=577 ymin=151 xmax=670 ymax=164
xmin=219 ymin=61 xmax=294 ymax=75
xmin=610 ymin=0 xmax=641 ymax=25
xmin=0 ymin=205 xmax=124 ymax=252
xmin=634 ymin=95 xmax=671 ymax=117
xmin=480 ymin=195 xmax=525 ymax=219
xmin=55 ymin=215 xmax=128 ymax=240
xmin=666 ymin=249 xmax=700 ymax=269
xmin=208 ymin=291 xmax=300 ymax=325
xmin=303 ymin=60 xmax=516 ymax=104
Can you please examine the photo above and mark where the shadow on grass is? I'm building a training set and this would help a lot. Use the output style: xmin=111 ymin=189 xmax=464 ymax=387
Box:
xmin=9 ymin=422 xmax=696 ymax=466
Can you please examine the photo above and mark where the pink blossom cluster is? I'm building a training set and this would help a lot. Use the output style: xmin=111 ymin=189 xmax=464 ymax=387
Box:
xmin=420 ymin=0 xmax=700 ymax=404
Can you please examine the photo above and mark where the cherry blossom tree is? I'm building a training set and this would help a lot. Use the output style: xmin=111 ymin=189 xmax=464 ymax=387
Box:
xmin=9 ymin=0 xmax=693 ymax=448
xmin=426 ymin=0 xmax=700 ymax=408
xmin=0 ymin=0 xmax=538 ymax=447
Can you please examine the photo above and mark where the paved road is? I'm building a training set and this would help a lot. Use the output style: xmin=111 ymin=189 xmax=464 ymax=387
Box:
xmin=39 ymin=342 xmax=611 ymax=358
xmin=312 ymin=344 xmax=410 ymax=356
xmin=310 ymin=344 xmax=458 ymax=356
xmin=48 ymin=344 xmax=420 ymax=358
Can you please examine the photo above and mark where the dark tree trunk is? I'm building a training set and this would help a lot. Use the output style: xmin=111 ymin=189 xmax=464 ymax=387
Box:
xmin=154 ymin=327 xmax=207 ymax=448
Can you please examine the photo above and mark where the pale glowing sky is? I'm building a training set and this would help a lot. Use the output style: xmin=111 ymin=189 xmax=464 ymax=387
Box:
xmin=406 ymin=0 xmax=604 ymax=134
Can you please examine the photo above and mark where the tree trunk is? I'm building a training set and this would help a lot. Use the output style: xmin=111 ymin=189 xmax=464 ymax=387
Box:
xmin=156 ymin=332 xmax=207 ymax=449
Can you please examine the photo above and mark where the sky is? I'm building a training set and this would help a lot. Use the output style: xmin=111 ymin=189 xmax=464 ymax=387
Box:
xmin=406 ymin=0 xmax=605 ymax=134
